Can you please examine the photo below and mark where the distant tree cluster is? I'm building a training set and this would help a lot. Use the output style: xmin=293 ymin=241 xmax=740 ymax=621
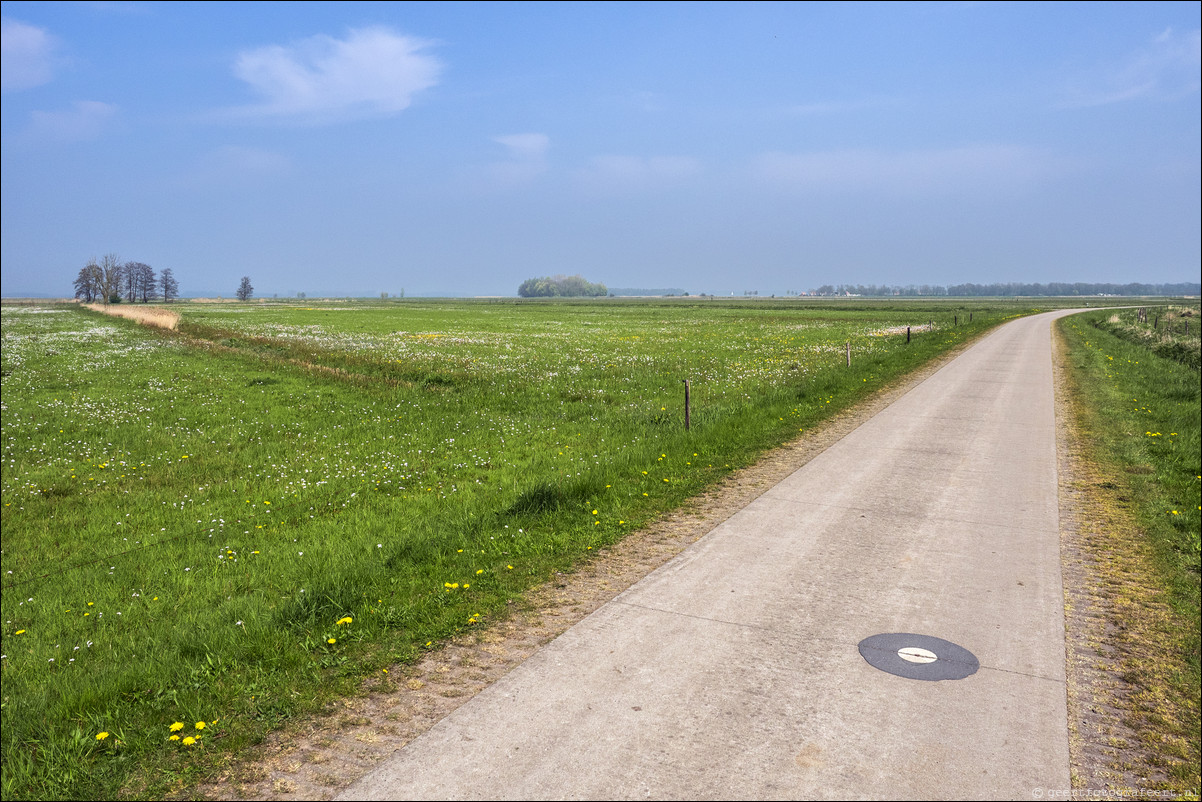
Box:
xmin=518 ymin=274 xmax=608 ymax=298
xmin=810 ymin=281 xmax=1201 ymax=297
xmin=73 ymin=254 xmax=179 ymax=304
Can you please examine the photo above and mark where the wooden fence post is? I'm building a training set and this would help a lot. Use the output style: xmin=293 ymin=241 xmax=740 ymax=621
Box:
xmin=846 ymin=341 xmax=851 ymax=366
xmin=683 ymin=379 xmax=691 ymax=431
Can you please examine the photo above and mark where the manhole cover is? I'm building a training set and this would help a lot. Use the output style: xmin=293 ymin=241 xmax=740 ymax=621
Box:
xmin=858 ymin=633 xmax=979 ymax=681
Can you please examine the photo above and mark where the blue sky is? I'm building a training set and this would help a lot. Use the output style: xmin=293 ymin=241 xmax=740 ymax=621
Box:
xmin=2 ymin=1 xmax=1199 ymax=297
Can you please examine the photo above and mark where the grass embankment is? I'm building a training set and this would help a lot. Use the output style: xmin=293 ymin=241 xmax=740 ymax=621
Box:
xmin=1058 ymin=304 xmax=1200 ymax=792
xmin=2 ymin=299 xmax=1042 ymax=799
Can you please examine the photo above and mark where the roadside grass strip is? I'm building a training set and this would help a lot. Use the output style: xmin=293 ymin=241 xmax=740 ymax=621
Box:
xmin=1058 ymin=307 xmax=1200 ymax=791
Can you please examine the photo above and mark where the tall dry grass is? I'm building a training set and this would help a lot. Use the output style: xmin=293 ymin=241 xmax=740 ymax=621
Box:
xmin=85 ymin=303 xmax=181 ymax=330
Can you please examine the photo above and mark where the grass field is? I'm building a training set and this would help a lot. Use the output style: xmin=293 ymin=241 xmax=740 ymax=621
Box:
xmin=3 ymin=297 xmax=1066 ymax=798
xmin=1057 ymin=303 xmax=1201 ymax=791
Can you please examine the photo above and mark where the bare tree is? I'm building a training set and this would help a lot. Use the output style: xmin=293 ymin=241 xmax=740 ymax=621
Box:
xmin=121 ymin=261 xmax=138 ymax=302
xmin=74 ymin=260 xmax=102 ymax=302
xmin=235 ymin=276 xmax=254 ymax=301
xmin=97 ymin=254 xmax=123 ymax=305
xmin=160 ymin=268 xmax=179 ymax=302
xmin=125 ymin=262 xmax=157 ymax=302
xmin=142 ymin=263 xmax=158 ymax=302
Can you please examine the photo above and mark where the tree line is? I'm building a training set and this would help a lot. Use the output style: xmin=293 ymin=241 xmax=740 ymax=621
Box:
xmin=73 ymin=254 xmax=179 ymax=304
xmin=518 ymin=274 xmax=608 ymax=298
xmin=811 ymin=281 xmax=1201 ymax=297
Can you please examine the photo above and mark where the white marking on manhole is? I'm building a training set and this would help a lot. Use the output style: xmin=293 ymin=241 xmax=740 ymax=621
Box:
xmin=897 ymin=646 xmax=938 ymax=664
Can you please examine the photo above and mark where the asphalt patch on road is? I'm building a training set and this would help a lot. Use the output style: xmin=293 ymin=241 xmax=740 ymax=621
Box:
xmin=858 ymin=633 xmax=979 ymax=681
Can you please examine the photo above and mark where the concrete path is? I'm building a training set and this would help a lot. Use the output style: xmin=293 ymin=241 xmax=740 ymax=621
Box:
xmin=342 ymin=310 xmax=1078 ymax=801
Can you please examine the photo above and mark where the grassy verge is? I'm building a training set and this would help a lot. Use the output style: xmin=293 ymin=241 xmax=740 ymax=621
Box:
xmin=3 ymin=299 xmax=1054 ymax=798
xmin=1057 ymin=307 xmax=1200 ymax=791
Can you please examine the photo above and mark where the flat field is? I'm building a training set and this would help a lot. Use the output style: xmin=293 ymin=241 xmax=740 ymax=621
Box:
xmin=2 ymin=297 xmax=1055 ymax=798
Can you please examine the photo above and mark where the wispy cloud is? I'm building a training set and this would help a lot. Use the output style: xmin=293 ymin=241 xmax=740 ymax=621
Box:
xmin=1064 ymin=27 xmax=1201 ymax=107
xmin=750 ymin=145 xmax=1042 ymax=196
xmin=176 ymin=145 xmax=292 ymax=188
xmin=494 ymin=133 xmax=550 ymax=160
xmin=782 ymin=97 xmax=902 ymax=116
xmin=573 ymin=154 xmax=701 ymax=193
xmin=205 ymin=145 xmax=291 ymax=177
xmin=1 ymin=18 xmax=62 ymax=92
xmin=225 ymin=26 xmax=441 ymax=123
xmin=24 ymin=100 xmax=117 ymax=142
xmin=469 ymin=133 xmax=551 ymax=189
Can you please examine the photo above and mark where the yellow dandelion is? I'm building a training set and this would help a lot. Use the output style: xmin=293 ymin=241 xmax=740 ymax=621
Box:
xmin=182 ymin=736 xmax=196 ymax=746
xmin=328 ymin=637 xmax=336 ymax=644
xmin=194 ymin=721 xmax=205 ymax=730
xmin=336 ymin=616 xmax=353 ymax=625
xmin=169 ymin=722 xmax=184 ymax=732
xmin=169 ymin=735 xmax=180 ymax=741
xmin=96 ymin=732 xmax=109 ymax=741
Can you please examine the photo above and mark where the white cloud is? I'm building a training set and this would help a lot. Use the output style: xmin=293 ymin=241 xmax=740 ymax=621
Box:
xmin=1064 ymin=27 xmax=1201 ymax=107
xmin=751 ymin=145 xmax=1041 ymax=197
xmin=228 ymin=26 xmax=441 ymax=123
xmin=1 ymin=18 xmax=61 ymax=92
xmin=574 ymin=154 xmax=701 ymax=193
xmin=25 ymin=100 xmax=117 ymax=142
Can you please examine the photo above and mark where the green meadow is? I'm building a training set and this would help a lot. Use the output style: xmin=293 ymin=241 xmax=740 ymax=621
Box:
xmin=4 ymin=298 xmax=1061 ymax=798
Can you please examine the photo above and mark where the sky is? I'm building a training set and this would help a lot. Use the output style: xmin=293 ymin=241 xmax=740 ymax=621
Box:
xmin=2 ymin=1 xmax=1199 ymax=298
